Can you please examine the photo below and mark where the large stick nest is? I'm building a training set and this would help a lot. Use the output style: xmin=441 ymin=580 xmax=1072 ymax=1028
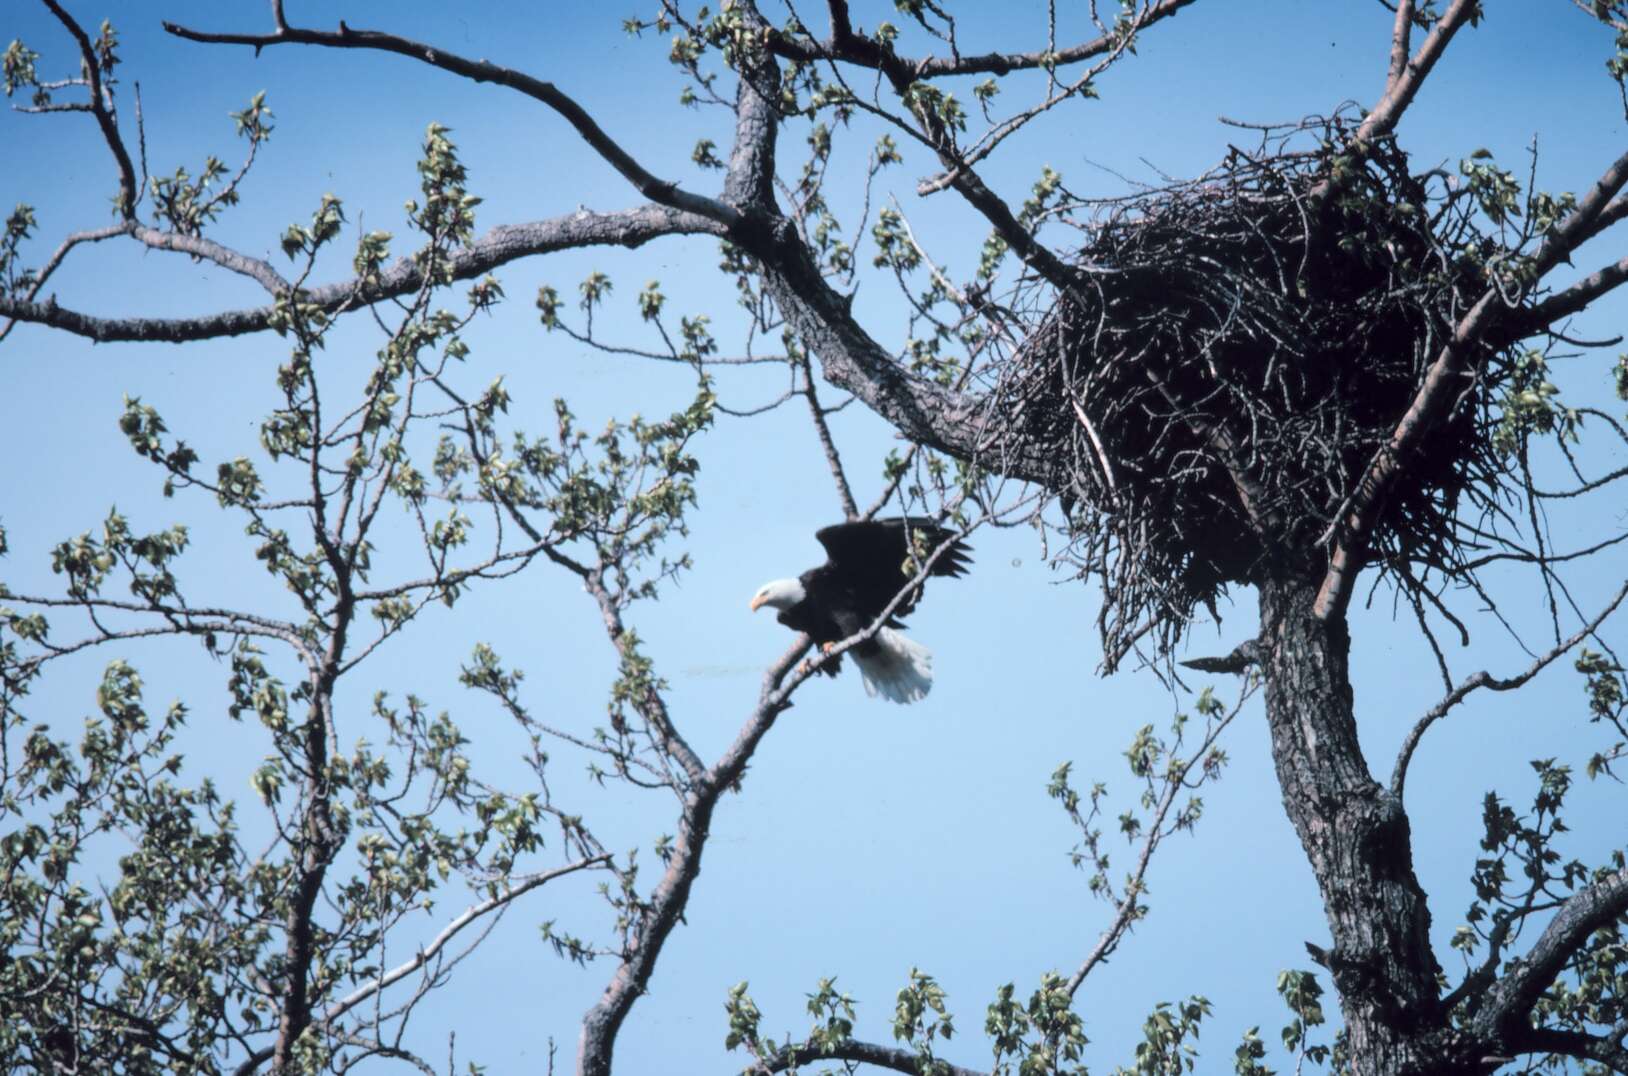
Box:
xmin=997 ymin=115 xmax=1517 ymax=662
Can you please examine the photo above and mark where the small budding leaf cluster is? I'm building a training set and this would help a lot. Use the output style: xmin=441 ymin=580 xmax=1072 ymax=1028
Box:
xmin=1492 ymin=349 xmax=1577 ymax=457
xmin=1576 ymin=648 xmax=1627 ymax=780
xmin=1 ymin=203 xmax=38 ymax=295
xmin=986 ymin=973 xmax=1090 ymax=1075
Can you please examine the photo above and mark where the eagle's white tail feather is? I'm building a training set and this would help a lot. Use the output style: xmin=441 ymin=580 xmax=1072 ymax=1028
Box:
xmin=852 ymin=627 xmax=933 ymax=704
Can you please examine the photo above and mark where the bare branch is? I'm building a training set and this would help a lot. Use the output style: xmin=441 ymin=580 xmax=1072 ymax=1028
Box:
xmin=162 ymin=17 xmax=740 ymax=227
xmin=798 ymin=354 xmax=860 ymax=520
xmin=1387 ymin=0 xmax=1417 ymax=90
xmin=757 ymin=1037 xmax=985 ymax=1076
xmin=770 ymin=0 xmax=1084 ymax=293
xmin=761 ymin=260 xmax=1049 ymax=482
xmin=1525 ymin=258 xmax=1628 ymax=335
xmin=553 ymin=547 xmax=710 ymax=790
xmin=770 ymin=0 xmax=1199 ymax=79
xmin=1390 ymin=579 xmax=1628 ymax=800
xmin=1352 ymin=0 xmax=1479 ymax=156
xmin=576 ymin=634 xmax=806 ymax=1076
xmin=128 ymin=223 xmax=291 ymax=294
xmin=0 ymin=222 xmax=125 ymax=343
xmin=42 ymin=0 xmax=137 ymax=217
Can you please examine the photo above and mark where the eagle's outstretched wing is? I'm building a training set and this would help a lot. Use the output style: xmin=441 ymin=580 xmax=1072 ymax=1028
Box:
xmin=813 ymin=517 xmax=972 ymax=625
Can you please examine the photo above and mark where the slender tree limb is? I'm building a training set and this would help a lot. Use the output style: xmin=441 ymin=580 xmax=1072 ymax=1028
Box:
xmin=772 ymin=1 xmax=1083 ymax=294
xmin=0 ymin=207 xmax=723 ymax=343
xmin=4 ymin=592 xmax=311 ymax=655
xmin=449 ymin=394 xmax=713 ymax=794
xmin=756 ymin=1038 xmax=984 ymax=1076
xmin=1298 ymin=0 xmax=1477 ymax=238
xmin=1390 ymin=579 xmax=1628 ymax=800
xmin=768 ymin=271 xmax=1050 ymax=482
xmin=0 ymin=223 xmax=125 ymax=343
xmin=1526 ymin=150 xmax=1628 ymax=280
xmin=558 ymin=549 xmax=710 ymax=791
xmin=161 ymin=17 xmax=740 ymax=228
xmin=229 ymin=856 xmax=609 ymax=1076
xmin=1519 ymin=251 xmax=1628 ymax=333
xmin=799 ymin=355 xmax=860 ymax=520
xmin=1351 ymin=0 xmax=1479 ymax=160
xmin=913 ymin=5 xmax=1174 ymax=196
xmin=1508 ymin=189 xmax=1628 ymax=335
xmin=42 ymin=0 xmax=137 ymax=217
xmin=127 ymin=224 xmax=291 ymax=294
xmin=12 ymin=100 xmax=92 ymax=114
xmin=1065 ymin=682 xmax=1254 ymax=996
xmin=770 ymin=0 xmax=1200 ymax=79
xmin=1387 ymin=0 xmax=1417 ymax=90
xmin=575 ymin=636 xmax=805 ymax=1076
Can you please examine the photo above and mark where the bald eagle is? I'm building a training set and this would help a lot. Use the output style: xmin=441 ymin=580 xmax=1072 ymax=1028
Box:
xmin=748 ymin=517 xmax=972 ymax=703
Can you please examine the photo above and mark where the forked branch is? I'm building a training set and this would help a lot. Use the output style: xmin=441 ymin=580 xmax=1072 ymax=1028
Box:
xmin=1391 ymin=579 xmax=1628 ymax=800
xmin=1315 ymin=146 xmax=1628 ymax=621
xmin=0 ymin=207 xmax=723 ymax=342
xmin=162 ymin=17 xmax=741 ymax=227
xmin=1471 ymin=866 xmax=1628 ymax=1054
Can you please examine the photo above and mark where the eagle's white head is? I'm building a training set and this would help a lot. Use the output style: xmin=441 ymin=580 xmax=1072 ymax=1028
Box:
xmin=748 ymin=578 xmax=805 ymax=612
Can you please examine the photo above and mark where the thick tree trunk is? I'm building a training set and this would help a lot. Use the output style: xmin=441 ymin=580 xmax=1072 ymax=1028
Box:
xmin=1258 ymin=578 xmax=1469 ymax=1076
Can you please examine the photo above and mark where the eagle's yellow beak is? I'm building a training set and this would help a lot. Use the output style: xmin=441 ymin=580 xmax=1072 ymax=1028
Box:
xmin=749 ymin=594 xmax=766 ymax=612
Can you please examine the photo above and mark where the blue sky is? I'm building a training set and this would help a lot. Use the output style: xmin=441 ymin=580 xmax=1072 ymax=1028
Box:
xmin=4 ymin=2 xmax=1627 ymax=1072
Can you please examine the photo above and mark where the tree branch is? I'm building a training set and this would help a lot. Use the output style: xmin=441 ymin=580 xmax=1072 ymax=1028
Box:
xmin=1472 ymin=866 xmax=1628 ymax=1048
xmin=1353 ymin=0 xmax=1479 ymax=157
xmin=1300 ymin=0 xmax=1478 ymax=228
xmin=162 ymin=17 xmax=740 ymax=228
xmin=757 ymin=231 xmax=1050 ymax=482
xmin=769 ymin=0 xmax=1199 ymax=78
xmin=722 ymin=4 xmax=778 ymax=211
xmin=1386 ymin=0 xmax=1417 ymax=90
xmin=0 ymin=223 xmax=125 ymax=343
xmin=229 ymin=856 xmax=609 ymax=1076
xmin=43 ymin=0 xmax=137 ymax=217
xmin=1390 ymin=579 xmax=1628 ymax=800
xmin=0 ymin=207 xmax=723 ymax=343
xmin=1518 ymin=248 xmax=1628 ymax=333
xmin=1512 ymin=1027 xmax=1628 ymax=1074
xmin=1506 ymin=194 xmax=1628 ymax=339
xmin=757 ymin=1037 xmax=984 ymax=1076
xmin=575 ymin=637 xmax=806 ymax=1076
xmin=770 ymin=1 xmax=1083 ymax=293
xmin=127 ymin=223 xmax=291 ymax=294
xmin=715 ymin=3 xmax=1053 ymax=484
xmin=799 ymin=354 xmax=860 ymax=520
xmin=1066 ymin=682 xmax=1255 ymax=996
xmin=1315 ymin=146 xmax=1628 ymax=621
